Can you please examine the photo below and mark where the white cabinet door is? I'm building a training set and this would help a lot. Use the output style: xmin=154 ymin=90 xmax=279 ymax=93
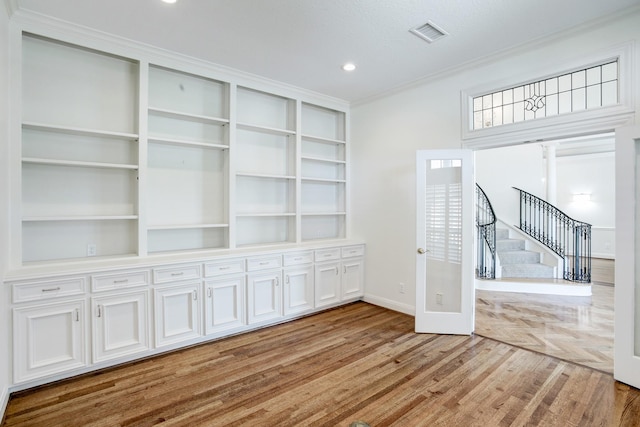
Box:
xmin=341 ymin=258 xmax=364 ymax=300
xmin=13 ymin=299 xmax=86 ymax=383
xmin=204 ymin=276 xmax=245 ymax=335
xmin=315 ymin=262 xmax=341 ymax=308
xmin=247 ymin=270 xmax=282 ymax=324
xmin=92 ymin=290 xmax=150 ymax=363
xmin=154 ymin=282 xmax=202 ymax=347
xmin=283 ymin=266 xmax=314 ymax=316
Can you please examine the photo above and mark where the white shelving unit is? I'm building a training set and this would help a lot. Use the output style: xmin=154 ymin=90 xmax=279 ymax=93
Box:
xmin=235 ymin=87 xmax=297 ymax=247
xmin=146 ymin=65 xmax=230 ymax=254
xmin=21 ymin=34 xmax=140 ymax=263
xmin=7 ymin=24 xmax=362 ymax=397
xmin=300 ymin=103 xmax=347 ymax=241
xmin=16 ymin=32 xmax=350 ymax=266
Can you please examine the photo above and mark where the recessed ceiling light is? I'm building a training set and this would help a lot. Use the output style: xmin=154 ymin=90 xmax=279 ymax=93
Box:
xmin=342 ymin=63 xmax=356 ymax=72
xmin=162 ymin=0 xmax=177 ymax=3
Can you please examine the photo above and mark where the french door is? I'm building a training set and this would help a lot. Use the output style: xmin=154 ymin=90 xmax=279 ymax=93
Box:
xmin=615 ymin=125 xmax=640 ymax=389
xmin=415 ymin=149 xmax=474 ymax=334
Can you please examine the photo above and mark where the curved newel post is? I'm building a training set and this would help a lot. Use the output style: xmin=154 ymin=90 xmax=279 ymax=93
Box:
xmin=513 ymin=187 xmax=591 ymax=283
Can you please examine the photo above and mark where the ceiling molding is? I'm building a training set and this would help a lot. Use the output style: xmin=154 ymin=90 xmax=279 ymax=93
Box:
xmin=352 ymin=3 xmax=640 ymax=107
xmin=9 ymin=8 xmax=350 ymax=110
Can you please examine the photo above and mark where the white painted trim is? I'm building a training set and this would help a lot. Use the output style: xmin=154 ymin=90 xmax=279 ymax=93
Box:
xmin=363 ymin=294 xmax=414 ymax=316
xmin=475 ymin=279 xmax=591 ymax=296
xmin=353 ymin=4 xmax=640 ymax=107
xmin=461 ymin=42 xmax=636 ymax=149
xmin=3 ymin=0 xmax=18 ymax=17
xmin=614 ymin=125 xmax=640 ymax=389
xmin=9 ymin=9 xmax=349 ymax=111
xmin=0 ymin=386 xmax=8 ymax=423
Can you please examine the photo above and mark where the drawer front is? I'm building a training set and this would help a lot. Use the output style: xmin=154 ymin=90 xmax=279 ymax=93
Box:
xmin=153 ymin=264 xmax=201 ymax=284
xmin=204 ymin=258 xmax=245 ymax=277
xmin=341 ymin=245 xmax=365 ymax=258
xmin=283 ymin=251 xmax=313 ymax=266
xmin=13 ymin=277 xmax=86 ymax=303
xmin=92 ymin=270 xmax=149 ymax=292
xmin=315 ymin=248 xmax=340 ymax=262
xmin=246 ymin=255 xmax=282 ymax=272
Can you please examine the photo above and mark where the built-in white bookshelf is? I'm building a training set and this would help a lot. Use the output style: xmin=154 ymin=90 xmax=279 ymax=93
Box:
xmin=146 ymin=65 xmax=230 ymax=254
xmin=16 ymin=33 xmax=349 ymax=265
xmin=300 ymin=103 xmax=347 ymax=241
xmin=21 ymin=34 xmax=139 ymax=263
xmin=235 ymin=87 xmax=297 ymax=247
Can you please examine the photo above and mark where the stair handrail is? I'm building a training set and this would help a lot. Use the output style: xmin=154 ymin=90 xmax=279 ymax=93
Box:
xmin=513 ymin=187 xmax=591 ymax=283
xmin=476 ymin=184 xmax=497 ymax=279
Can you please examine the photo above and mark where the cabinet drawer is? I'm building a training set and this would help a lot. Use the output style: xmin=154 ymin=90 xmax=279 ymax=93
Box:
xmin=13 ymin=277 xmax=86 ymax=303
xmin=342 ymin=245 xmax=365 ymax=258
xmin=204 ymin=258 xmax=245 ymax=277
xmin=92 ymin=270 xmax=149 ymax=292
xmin=153 ymin=264 xmax=201 ymax=284
xmin=246 ymin=255 xmax=282 ymax=271
xmin=283 ymin=251 xmax=313 ymax=266
xmin=315 ymin=248 xmax=340 ymax=262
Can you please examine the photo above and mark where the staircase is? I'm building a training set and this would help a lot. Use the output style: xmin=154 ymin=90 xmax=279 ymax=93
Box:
xmin=496 ymin=228 xmax=555 ymax=279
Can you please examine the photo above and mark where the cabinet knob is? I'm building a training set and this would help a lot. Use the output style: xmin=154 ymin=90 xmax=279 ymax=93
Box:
xmin=417 ymin=248 xmax=428 ymax=254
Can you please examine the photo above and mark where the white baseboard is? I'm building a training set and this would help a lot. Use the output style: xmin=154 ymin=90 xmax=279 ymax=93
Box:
xmin=0 ymin=385 xmax=8 ymax=423
xmin=363 ymin=294 xmax=415 ymax=316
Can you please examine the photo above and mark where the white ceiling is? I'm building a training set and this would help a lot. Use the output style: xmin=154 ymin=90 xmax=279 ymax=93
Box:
xmin=11 ymin=0 xmax=640 ymax=103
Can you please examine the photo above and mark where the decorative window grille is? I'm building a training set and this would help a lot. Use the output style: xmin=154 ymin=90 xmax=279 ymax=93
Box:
xmin=472 ymin=60 xmax=618 ymax=130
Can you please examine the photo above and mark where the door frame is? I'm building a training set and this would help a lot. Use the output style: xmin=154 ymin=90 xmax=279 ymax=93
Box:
xmin=614 ymin=125 xmax=640 ymax=389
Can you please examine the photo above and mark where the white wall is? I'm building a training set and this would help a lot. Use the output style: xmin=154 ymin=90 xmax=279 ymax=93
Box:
xmin=352 ymin=10 xmax=640 ymax=314
xmin=557 ymin=152 xmax=616 ymax=257
xmin=475 ymin=144 xmax=545 ymax=227
xmin=1 ymin=2 xmax=12 ymax=418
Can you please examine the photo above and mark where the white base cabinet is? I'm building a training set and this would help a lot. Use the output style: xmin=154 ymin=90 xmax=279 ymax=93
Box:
xmin=341 ymin=258 xmax=365 ymax=300
xmin=6 ymin=243 xmax=364 ymax=389
xmin=314 ymin=261 xmax=341 ymax=308
xmin=315 ymin=245 xmax=365 ymax=308
xmin=204 ymin=275 xmax=246 ymax=335
xmin=247 ymin=270 xmax=282 ymax=324
xmin=283 ymin=266 xmax=314 ymax=316
xmin=92 ymin=290 xmax=150 ymax=363
xmin=13 ymin=300 xmax=86 ymax=383
xmin=154 ymin=282 xmax=203 ymax=348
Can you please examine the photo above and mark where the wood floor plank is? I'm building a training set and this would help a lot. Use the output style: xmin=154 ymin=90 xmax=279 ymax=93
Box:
xmin=3 ymin=301 xmax=639 ymax=426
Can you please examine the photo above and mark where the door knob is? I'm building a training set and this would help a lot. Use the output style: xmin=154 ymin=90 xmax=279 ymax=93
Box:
xmin=417 ymin=248 xmax=427 ymax=254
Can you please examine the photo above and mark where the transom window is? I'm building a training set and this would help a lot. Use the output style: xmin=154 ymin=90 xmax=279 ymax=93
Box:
xmin=472 ymin=60 xmax=618 ymax=130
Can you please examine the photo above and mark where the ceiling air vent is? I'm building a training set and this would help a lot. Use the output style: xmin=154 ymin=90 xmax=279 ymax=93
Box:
xmin=410 ymin=21 xmax=448 ymax=43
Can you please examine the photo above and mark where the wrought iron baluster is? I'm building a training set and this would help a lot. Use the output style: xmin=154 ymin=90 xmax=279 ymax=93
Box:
xmin=512 ymin=187 xmax=591 ymax=283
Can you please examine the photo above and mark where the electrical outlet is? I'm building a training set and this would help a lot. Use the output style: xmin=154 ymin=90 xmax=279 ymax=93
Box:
xmin=436 ymin=293 xmax=443 ymax=305
xmin=87 ymin=243 xmax=97 ymax=257
xmin=399 ymin=283 xmax=405 ymax=294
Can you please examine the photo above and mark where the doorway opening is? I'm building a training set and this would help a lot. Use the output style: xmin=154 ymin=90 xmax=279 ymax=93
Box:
xmin=473 ymin=131 xmax=616 ymax=373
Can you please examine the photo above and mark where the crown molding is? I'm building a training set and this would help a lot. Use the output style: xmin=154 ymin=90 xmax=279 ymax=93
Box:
xmin=352 ymin=4 xmax=640 ymax=107
xmin=9 ymin=8 xmax=350 ymax=110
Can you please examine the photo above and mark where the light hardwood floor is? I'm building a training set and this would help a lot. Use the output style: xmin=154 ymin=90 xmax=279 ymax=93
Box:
xmin=475 ymin=282 xmax=614 ymax=373
xmin=2 ymin=300 xmax=639 ymax=426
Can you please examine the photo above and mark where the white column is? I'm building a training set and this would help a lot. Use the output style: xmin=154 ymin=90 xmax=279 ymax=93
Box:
xmin=544 ymin=143 xmax=557 ymax=205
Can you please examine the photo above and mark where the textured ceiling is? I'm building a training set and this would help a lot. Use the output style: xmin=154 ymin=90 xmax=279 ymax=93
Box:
xmin=12 ymin=0 xmax=640 ymax=103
